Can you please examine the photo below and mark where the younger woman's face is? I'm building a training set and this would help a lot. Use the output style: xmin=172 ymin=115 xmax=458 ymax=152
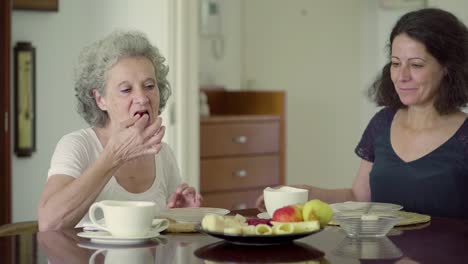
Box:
xmin=390 ymin=33 xmax=445 ymax=108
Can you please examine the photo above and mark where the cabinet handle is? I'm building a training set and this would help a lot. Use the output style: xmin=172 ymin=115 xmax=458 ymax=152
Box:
xmin=233 ymin=203 xmax=247 ymax=210
xmin=234 ymin=170 xmax=247 ymax=177
xmin=233 ymin=135 xmax=248 ymax=144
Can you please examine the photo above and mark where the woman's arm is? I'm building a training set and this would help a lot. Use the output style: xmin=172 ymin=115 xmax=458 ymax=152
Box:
xmin=256 ymin=159 xmax=372 ymax=210
xmin=38 ymin=149 xmax=119 ymax=231
xmin=351 ymin=159 xmax=372 ymax=202
xmin=38 ymin=115 xmax=165 ymax=231
xmin=299 ymin=159 xmax=372 ymax=203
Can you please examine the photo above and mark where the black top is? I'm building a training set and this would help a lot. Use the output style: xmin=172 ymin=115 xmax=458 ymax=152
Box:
xmin=355 ymin=107 xmax=468 ymax=219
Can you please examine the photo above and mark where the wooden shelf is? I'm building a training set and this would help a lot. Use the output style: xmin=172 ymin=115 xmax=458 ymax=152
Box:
xmin=199 ymin=89 xmax=286 ymax=210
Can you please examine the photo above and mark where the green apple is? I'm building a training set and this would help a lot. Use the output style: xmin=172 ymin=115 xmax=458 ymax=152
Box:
xmin=302 ymin=199 xmax=333 ymax=227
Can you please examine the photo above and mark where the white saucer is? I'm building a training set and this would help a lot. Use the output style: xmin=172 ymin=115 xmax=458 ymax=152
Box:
xmin=257 ymin=212 xmax=271 ymax=219
xmin=77 ymin=229 xmax=161 ymax=245
xmin=78 ymin=239 xmax=161 ymax=250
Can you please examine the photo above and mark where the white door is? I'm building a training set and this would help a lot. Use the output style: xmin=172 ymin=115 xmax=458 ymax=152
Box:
xmin=166 ymin=0 xmax=200 ymax=189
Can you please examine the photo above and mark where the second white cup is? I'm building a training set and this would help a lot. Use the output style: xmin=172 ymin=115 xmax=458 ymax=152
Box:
xmin=264 ymin=186 xmax=309 ymax=217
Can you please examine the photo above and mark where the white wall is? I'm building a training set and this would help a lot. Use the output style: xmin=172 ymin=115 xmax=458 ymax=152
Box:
xmin=242 ymin=0 xmax=364 ymax=188
xmin=11 ymin=0 xmax=171 ymax=222
xmin=429 ymin=0 xmax=468 ymax=22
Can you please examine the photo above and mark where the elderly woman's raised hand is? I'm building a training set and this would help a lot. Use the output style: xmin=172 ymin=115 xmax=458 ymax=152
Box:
xmin=106 ymin=114 xmax=165 ymax=163
xmin=255 ymin=193 xmax=267 ymax=212
xmin=167 ymin=183 xmax=203 ymax=208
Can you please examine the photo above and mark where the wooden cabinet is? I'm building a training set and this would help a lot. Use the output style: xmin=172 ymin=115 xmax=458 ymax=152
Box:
xmin=200 ymin=90 xmax=285 ymax=210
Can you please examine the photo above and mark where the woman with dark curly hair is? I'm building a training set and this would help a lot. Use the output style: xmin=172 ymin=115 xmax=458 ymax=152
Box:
xmin=257 ymin=8 xmax=468 ymax=219
xmin=38 ymin=31 xmax=202 ymax=231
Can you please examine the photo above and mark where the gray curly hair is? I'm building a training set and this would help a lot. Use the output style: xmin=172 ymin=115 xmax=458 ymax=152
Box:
xmin=74 ymin=30 xmax=171 ymax=127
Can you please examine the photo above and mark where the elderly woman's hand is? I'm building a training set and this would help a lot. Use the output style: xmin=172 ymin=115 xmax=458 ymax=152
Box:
xmin=167 ymin=183 xmax=203 ymax=208
xmin=255 ymin=194 xmax=267 ymax=212
xmin=105 ymin=114 xmax=165 ymax=164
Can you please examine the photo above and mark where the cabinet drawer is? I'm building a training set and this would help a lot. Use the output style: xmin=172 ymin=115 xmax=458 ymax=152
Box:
xmin=200 ymin=155 xmax=280 ymax=192
xmin=200 ymin=122 xmax=279 ymax=157
xmin=202 ymin=189 xmax=264 ymax=211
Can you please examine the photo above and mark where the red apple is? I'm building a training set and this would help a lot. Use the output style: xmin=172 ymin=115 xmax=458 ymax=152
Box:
xmin=272 ymin=205 xmax=303 ymax=222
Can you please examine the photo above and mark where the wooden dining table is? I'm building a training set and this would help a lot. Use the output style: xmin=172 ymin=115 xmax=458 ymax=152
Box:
xmin=1 ymin=209 xmax=467 ymax=264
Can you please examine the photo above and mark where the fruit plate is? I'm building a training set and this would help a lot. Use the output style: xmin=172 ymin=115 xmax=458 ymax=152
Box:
xmin=197 ymin=226 xmax=322 ymax=246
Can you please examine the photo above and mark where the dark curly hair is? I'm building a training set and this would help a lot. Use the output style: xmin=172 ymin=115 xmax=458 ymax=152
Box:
xmin=369 ymin=8 xmax=468 ymax=115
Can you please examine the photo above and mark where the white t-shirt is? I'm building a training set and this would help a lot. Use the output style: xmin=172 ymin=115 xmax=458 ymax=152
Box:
xmin=47 ymin=128 xmax=182 ymax=227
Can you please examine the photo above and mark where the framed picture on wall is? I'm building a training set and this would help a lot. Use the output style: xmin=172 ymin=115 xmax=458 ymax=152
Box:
xmin=13 ymin=0 xmax=58 ymax=11
xmin=14 ymin=42 xmax=36 ymax=157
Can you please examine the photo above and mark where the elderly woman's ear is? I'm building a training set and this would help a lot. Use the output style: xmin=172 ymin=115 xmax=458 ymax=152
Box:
xmin=93 ymin=89 xmax=107 ymax=111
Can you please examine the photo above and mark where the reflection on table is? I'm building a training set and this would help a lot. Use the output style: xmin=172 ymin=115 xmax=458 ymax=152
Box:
xmin=332 ymin=236 xmax=402 ymax=260
xmin=195 ymin=241 xmax=326 ymax=263
xmin=0 ymin=209 xmax=467 ymax=263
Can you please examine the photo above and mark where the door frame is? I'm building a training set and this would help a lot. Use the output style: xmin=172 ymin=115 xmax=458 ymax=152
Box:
xmin=0 ymin=0 xmax=12 ymax=262
xmin=168 ymin=0 xmax=200 ymax=189
xmin=1 ymin=0 xmax=12 ymax=225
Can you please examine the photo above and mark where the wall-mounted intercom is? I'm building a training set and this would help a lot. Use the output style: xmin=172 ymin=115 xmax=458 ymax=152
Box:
xmin=200 ymin=0 xmax=222 ymax=37
xmin=200 ymin=0 xmax=224 ymax=60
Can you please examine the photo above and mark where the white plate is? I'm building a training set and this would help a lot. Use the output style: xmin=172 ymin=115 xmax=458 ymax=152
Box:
xmin=77 ymin=229 xmax=161 ymax=245
xmin=157 ymin=207 xmax=229 ymax=224
xmin=82 ymin=218 xmax=169 ymax=233
xmin=257 ymin=212 xmax=271 ymax=219
xmin=330 ymin=202 xmax=403 ymax=213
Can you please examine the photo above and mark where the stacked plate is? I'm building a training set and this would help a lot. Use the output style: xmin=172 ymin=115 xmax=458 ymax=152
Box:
xmin=331 ymin=202 xmax=403 ymax=214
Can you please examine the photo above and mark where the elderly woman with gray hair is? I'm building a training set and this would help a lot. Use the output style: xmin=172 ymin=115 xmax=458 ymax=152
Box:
xmin=38 ymin=30 xmax=202 ymax=231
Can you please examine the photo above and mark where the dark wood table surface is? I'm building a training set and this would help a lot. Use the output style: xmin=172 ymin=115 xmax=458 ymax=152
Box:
xmin=1 ymin=209 xmax=468 ymax=264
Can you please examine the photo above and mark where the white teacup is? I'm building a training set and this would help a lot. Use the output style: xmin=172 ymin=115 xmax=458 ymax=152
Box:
xmin=263 ymin=186 xmax=309 ymax=217
xmin=89 ymin=248 xmax=154 ymax=264
xmin=89 ymin=200 xmax=158 ymax=237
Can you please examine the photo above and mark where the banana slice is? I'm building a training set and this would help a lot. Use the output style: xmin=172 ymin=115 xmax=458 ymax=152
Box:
xmin=361 ymin=214 xmax=379 ymax=221
xmin=234 ymin=214 xmax=247 ymax=224
xmin=224 ymin=218 xmax=239 ymax=228
xmin=224 ymin=226 xmax=242 ymax=235
xmin=201 ymin=214 xmax=225 ymax=232
xmin=255 ymin=224 xmax=273 ymax=235
xmin=242 ymin=225 xmax=256 ymax=235
xmin=272 ymin=223 xmax=294 ymax=235
xmin=292 ymin=221 xmax=320 ymax=233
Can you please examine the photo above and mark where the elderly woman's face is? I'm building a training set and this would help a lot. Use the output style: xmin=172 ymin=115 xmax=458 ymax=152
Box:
xmin=390 ymin=33 xmax=445 ymax=108
xmin=97 ymin=56 xmax=159 ymax=128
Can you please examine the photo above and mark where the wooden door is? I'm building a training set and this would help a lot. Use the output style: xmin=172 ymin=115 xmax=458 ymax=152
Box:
xmin=0 ymin=1 xmax=12 ymax=263
xmin=1 ymin=0 xmax=12 ymax=225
